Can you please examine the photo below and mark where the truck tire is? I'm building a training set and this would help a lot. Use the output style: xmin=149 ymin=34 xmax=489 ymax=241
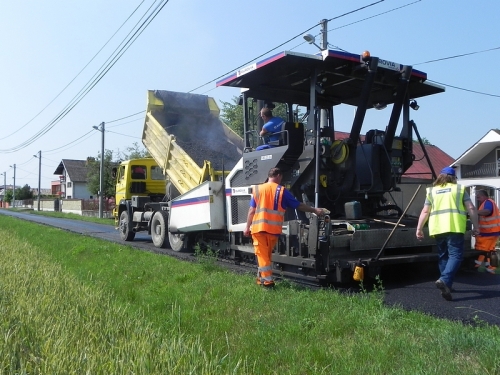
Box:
xmin=119 ymin=210 xmax=135 ymax=241
xmin=168 ymin=232 xmax=187 ymax=252
xmin=151 ymin=210 xmax=169 ymax=248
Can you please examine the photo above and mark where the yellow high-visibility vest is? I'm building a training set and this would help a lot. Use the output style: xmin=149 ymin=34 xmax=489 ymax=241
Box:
xmin=427 ymin=183 xmax=467 ymax=236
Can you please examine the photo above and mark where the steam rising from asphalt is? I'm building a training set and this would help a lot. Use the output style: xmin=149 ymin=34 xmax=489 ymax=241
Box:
xmin=153 ymin=90 xmax=243 ymax=171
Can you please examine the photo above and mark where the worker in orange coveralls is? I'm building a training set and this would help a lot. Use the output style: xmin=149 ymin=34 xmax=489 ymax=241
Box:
xmin=243 ymin=167 xmax=325 ymax=288
xmin=474 ymin=189 xmax=500 ymax=274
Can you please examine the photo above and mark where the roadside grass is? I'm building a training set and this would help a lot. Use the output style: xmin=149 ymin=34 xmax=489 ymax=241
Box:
xmin=0 ymin=214 xmax=499 ymax=374
xmin=12 ymin=208 xmax=114 ymax=225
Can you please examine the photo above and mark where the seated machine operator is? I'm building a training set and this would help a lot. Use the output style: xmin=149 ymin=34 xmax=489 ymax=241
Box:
xmin=255 ymin=108 xmax=285 ymax=151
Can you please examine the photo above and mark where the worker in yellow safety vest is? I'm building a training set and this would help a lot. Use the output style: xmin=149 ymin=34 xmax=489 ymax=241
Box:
xmin=416 ymin=167 xmax=479 ymax=301
xmin=243 ymin=167 xmax=325 ymax=288
xmin=474 ymin=189 xmax=500 ymax=274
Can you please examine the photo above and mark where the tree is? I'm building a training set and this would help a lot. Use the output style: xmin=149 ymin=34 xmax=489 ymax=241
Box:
xmin=17 ymin=184 xmax=34 ymax=200
xmin=413 ymin=137 xmax=432 ymax=145
xmin=117 ymin=142 xmax=150 ymax=161
xmin=4 ymin=185 xmax=33 ymax=203
xmin=4 ymin=189 xmax=12 ymax=204
xmin=86 ymin=150 xmax=116 ymax=199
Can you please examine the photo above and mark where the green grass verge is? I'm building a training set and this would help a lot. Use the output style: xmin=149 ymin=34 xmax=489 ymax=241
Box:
xmin=0 ymin=214 xmax=499 ymax=374
xmin=13 ymin=208 xmax=114 ymax=225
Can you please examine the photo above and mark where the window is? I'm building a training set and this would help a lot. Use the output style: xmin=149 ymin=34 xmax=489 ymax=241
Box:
xmin=67 ymin=181 xmax=72 ymax=188
xmin=131 ymin=165 xmax=146 ymax=180
xmin=118 ymin=165 xmax=125 ymax=180
xmin=151 ymin=166 xmax=164 ymax=180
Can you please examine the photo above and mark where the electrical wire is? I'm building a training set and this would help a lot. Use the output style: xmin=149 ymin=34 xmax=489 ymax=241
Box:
xmin=428 ymin=79 xmax=500 ymax=98
xmin=107 ymin=130 xmax=142 ymax=139
xmin=0 ymin=0 xmax=169 ymax=153
xmin=412 ymin=46 xmax=500 ymax=66
xmin=46 ymin=0 xmax=497 ymax=157
xmin=7 ymin=1 xmax=375 ymax=155
xmin=190 ymin=0 xmax=385 ymax=94
xmin=7 ymin=0 xmax=500 ymax=163
xmin=43 ymin=130 xmax=96 ymax=154
xmin=0 ymin=1 xmax=147 ymax=142
xmin=106 ymin=111 xmax=144 ymax=125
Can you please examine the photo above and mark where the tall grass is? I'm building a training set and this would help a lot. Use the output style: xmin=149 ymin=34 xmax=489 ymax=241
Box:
xmin=0 ymin=232 xmax=251 ymax=374
xmin=0 ymin=214 xmax=499 ymax=374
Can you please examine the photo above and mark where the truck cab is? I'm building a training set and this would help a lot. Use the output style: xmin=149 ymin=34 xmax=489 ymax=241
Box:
xmin=113 ymin=158 xmax=166 ymax=234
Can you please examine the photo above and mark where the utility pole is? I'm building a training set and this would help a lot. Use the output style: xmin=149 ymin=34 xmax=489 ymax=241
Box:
xmin=92 ymin=122 xmax=105 ymax=218
xmin=1 ymin=172 xmax=5 ymax=208
xmin=34 ymin=151 xmax=42 ymax=211
xmin=9 ymin=164 xmax=16 ymax=207
xmin=320 ymin=19 xmax=328 ymax=50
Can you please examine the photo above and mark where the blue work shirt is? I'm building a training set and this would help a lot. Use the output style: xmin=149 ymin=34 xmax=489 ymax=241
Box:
xmin=262 ymin=117 xmax=285 ymax=144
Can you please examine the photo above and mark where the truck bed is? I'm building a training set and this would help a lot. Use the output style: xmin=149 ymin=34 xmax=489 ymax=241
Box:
xmin=143 ymin=90 xmax=243 ymax=195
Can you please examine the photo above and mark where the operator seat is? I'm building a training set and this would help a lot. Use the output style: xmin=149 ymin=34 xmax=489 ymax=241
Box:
xmin=278 ymin=122 xmax=305 ymax=169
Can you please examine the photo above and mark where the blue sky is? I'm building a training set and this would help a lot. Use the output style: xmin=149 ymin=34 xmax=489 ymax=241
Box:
xmin=1 ymin=0 xmax=499 ymax=189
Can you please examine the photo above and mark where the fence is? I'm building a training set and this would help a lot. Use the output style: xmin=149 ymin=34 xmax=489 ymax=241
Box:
xmin=35 ymin=198 xmax=115 ymax=218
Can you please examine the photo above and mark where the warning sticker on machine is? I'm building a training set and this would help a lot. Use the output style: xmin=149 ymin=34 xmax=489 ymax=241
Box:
xmin=261 ymin=155 xmax=272 ymax=160
xmin=232 ymin=187 xmax=250 ymax=195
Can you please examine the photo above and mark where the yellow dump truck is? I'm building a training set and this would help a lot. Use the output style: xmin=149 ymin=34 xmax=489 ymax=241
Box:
xmin=113 ymin=90 xmax=243 ymax=250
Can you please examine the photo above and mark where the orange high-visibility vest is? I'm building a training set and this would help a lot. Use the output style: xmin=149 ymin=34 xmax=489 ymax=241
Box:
xmin=478 ymin=198 xmax=500 ymax=234
xmin=251 ymin=182 xmax=285 ymax=234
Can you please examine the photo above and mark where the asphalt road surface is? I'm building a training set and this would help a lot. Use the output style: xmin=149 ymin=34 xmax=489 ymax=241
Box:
xmin=1 ymin=210 xmax=499 ymax=327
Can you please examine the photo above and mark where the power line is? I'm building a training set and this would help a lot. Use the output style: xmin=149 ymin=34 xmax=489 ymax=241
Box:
xmin=50 ymin=0 xmax=500 ymax=154
xmin=43 ymin=115 xmax=143 ymax=156
xmin=0 ymin=1 xmax=148 ymax=142
xmin=428 ymin=80 xmax=500 ymax=98
xmin=107 ymin=130 xmax=142 ymax=139
xmin=43 ymin=130 xmax=96 ymax=154
xmin=106 ymin=111 xmax=144 ymax=125
xmin=412 ymin=46 xmax=500 ymax=66
xmin=328 ymin=0 xmax=421 ymax=33
xmin=0 ymin=0 xmax=169 ymax=153
xmin=11 ymin=0 xmax=500 ymax=162
xmin=190 ymin=0 xmax=385 ymax=94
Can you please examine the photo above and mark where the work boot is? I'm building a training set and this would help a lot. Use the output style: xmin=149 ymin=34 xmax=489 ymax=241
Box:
xmin=474 ymin=254 xmax=486 ymax=268
xmin=262 ymin=281 xmax=275 ymax=289
xmin=435 ymin=279 xmax=452 ymax=301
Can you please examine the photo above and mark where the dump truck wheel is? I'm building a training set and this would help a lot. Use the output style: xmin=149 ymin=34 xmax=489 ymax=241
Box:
xmin=119 ymin=210 xmax=135 ymax=241
xmin=168 ymin=232 xmax=187 ymax=252
xmin=151 ymin=210 xmax=169 ymax=248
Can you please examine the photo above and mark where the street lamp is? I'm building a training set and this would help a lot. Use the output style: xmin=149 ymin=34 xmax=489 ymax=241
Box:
xmin=9 ymin=164 xmax=16 ymax=207
xmin=33 ymin=151 xmax=41 ymax=211
xmin=303 ymin=19 xmax=328 ymax=51
xmin=92 ymin=122 xmax=105 ymax=218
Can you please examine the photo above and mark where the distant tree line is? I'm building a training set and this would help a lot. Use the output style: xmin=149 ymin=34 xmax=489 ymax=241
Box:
xmin=3 ymin=185 xmax=34 ymax=204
